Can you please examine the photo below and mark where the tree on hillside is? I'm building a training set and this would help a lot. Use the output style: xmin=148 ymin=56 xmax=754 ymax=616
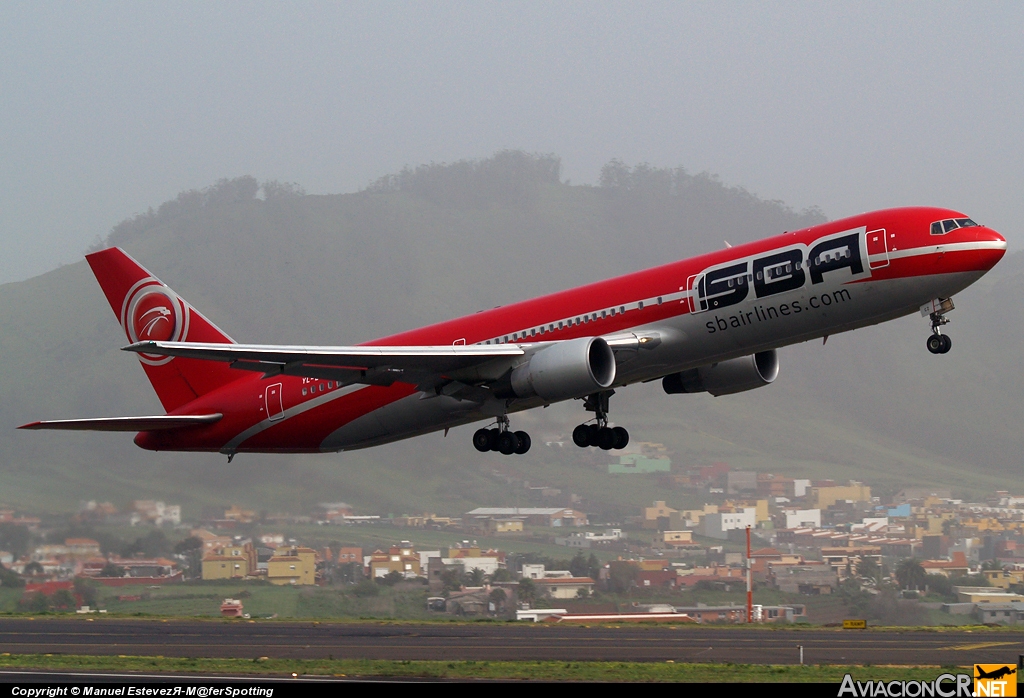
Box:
xmin=856 ymin=557 xmax=881 ymax=585
xmin=0 ymin=523 xmax=31 ymax=558
xmin=122 ymin=530 xmax=170 ymax=558
xmin=517 ymin=578 xmax=537 ymax=607
xmin=99 ymin=563 xmax=124 ymax=578
xmin=607 ymin=561 xmax=639 ymax=593
xmin=0 ymin=564 xmax=24 ymax=588
xmin=895 ymin=559 xmax=927 ymax=590
xmin=569 ymin=552 xmax=589 ymax=578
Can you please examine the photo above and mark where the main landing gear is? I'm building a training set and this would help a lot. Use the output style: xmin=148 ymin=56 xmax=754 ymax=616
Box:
xmin=571 ymin=391 xmax=630 ymax=451
xmin=925 ymin=298 xmax=954 ymax=355
xmin=473 ymin=416 xmax=531 ymax=455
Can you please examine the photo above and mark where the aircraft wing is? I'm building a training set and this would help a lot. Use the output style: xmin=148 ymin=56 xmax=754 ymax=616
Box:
xmin=19 ymin=414 xmax=223 ymax=431
xmin=125 ymin=340 xmax=528 ymax=388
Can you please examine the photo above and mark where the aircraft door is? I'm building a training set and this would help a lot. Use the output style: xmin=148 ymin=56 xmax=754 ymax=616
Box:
xmin=866 ymin=229 xmax=889 ymax=269
xmin=265 ymin=382 xmax=285 ymax=421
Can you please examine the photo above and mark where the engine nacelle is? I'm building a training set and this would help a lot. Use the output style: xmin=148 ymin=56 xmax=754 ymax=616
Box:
xmin=511 ymin=337 xmax=616 ymax=402
xmin=662 ymin=349 xmax=779 ymax=397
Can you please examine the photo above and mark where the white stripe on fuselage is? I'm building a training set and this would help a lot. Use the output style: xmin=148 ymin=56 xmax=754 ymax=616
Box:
xmin=874 ymin=239 xmax=1007 ymax=264
xmin=220 ymin=383 xmax=368 ymax=454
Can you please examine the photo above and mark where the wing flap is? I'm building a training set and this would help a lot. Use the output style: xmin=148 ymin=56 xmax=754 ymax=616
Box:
xmin=125 ymin=341 xmax=527 ymax=382
xmin=18 ymin=414 xmax=223 ymax=432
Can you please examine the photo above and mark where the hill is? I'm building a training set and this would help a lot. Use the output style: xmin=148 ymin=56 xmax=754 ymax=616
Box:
xmin=2 ymin=152 xmax=1020 ymax=518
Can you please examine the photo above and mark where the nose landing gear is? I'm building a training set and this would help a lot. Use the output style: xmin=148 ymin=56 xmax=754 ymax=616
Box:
xmin=923 ymin=298 xmax=954 ymax=355
xmin=926 ymin=333 xmax=951 ymax=355
xmin=472 ymin=415 xmax=531 ymax=455
xmin=571 ymin=391 xmax=630 ymax=451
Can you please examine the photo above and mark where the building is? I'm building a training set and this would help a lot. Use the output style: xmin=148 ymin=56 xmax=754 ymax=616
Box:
xmin=534 ymin=576 xmax=595 ymax=599
xmin=662 ymin=531 xmax=696 ymax=547
xmin=643 ymin=501 xmax=678 ymax=530
xmin=609 ymin=454 xmax=671 ymax=474
xmin=267 ymin=547 xmax=317 ymax=585
xmin=920 ymin=552 xmax=970 ymax=578
xmin=983 ymin=568 xmax=1024 ymax=589
xmin=335 ymin=547 xmax=363 ymax=565
xmin=202 ymin=543 xmax=256 ymax=580
xmin=702 ymin=508 xmax=756 ymax=540
xmin=783 ymin=509 xmax=821 ymax=529
xmin=464 ymin=508 xmax=588 ymax=528
xmin=367 ymin=544 xmax=421 ymax=579
xmin=131 ymin=500 xmax=181 ymax=526
xmin=808 ymin=483 xmax=871 ymax=510
xmin=772 ymin=564 xmax=838 ymax=595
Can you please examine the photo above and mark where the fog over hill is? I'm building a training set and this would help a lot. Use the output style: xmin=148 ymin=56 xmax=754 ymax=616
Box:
xmin=2 ymin=152 xmax=1020 ymax=517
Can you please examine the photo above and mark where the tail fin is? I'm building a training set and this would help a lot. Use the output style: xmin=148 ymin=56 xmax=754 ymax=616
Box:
xmin=86 ymin=247 xmax=241 ymax=412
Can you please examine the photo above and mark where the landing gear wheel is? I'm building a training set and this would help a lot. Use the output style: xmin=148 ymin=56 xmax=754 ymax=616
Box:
xmin=497 ymin=431 xmax=519 ymax=455
xmin=612 ymin=426 xmax=629 ymax=450
xmin=586 ymin=424 xmax=601 ymax=447
xmin=572 ymin=425 xmax=590 ymax=448
xmin=472 ymin=428 xmax=492 ymax=452
xmin=597 ymin=427 xmax=616 ymax=450
xmin=488 ymin=428 xmax=501 ymax=450
xmin=514 ymin=431 xmax=531 ymax=454
xmin=939 ymin=334 xmax=952 ymax=353
xmin=927 ymin=335 xmax=944 ymax=354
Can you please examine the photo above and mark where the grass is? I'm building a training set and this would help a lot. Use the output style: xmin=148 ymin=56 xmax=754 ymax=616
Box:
xmin=0 ymin=653 xmax=976 ymax=682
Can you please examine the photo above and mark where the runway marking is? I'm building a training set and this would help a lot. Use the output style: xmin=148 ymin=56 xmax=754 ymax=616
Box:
xmin=939 ymin=642 xmax=1020 ymax=651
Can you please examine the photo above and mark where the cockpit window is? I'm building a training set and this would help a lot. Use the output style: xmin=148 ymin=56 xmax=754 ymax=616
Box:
xmin=931 ymin=218 xmax=975 ymax=235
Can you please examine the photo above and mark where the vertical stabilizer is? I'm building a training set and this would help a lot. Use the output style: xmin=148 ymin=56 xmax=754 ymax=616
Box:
xmin=86 ymin=247 xmax=241 ymax=412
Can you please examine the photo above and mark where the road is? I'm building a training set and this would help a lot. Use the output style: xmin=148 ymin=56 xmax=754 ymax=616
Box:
xmin=1 ymin=618 xmax=1022 ymax=665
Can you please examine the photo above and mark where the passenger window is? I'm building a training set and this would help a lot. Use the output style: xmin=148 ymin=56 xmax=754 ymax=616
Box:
xmin=302 ymin=388 xmax=307 ymax=396
xmin=638 ymin=301 xmax=644 ymax=309
xmin=657 ymin=296 xmax=663 ymax=305
xmin=531 ymin=329 xmax=536 ymax=337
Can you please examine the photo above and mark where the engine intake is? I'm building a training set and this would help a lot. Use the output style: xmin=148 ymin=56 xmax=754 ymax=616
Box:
xmin=511 ymin=337 xmax=616 ymax=402
xmin=662 ymin=350 xmax=779 ymax=397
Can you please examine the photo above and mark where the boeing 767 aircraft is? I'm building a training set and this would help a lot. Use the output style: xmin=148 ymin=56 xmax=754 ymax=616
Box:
xmin=21 ymin=207 xmax=1006 ymax=458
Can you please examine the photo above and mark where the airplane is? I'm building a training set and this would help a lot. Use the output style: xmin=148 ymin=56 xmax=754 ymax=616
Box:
xmin=20 ymin=206 xmax=1007 ymax=459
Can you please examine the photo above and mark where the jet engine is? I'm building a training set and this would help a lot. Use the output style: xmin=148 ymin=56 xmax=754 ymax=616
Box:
xmin=662 ymin=349 xmax=779 ymax=397
xmin=510 ymin=337 xmax=616 ymax=402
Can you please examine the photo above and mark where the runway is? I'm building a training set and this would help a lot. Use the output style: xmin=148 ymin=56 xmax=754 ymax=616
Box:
xmin=1 ymin=618 xmax=1023 ymax=665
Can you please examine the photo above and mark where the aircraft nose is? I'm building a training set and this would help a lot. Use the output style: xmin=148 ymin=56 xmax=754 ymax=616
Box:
xmin=973 ymin=226 xmax=1007 ymax=270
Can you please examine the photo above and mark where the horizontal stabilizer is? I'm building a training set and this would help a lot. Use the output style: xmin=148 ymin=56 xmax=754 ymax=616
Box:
xmin=18 ymin=414 xmax=223 ymax=432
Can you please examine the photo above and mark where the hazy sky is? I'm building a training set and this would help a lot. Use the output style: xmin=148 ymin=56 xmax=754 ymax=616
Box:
xmin=2 ymin=2 xmax=1022 ymax=284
